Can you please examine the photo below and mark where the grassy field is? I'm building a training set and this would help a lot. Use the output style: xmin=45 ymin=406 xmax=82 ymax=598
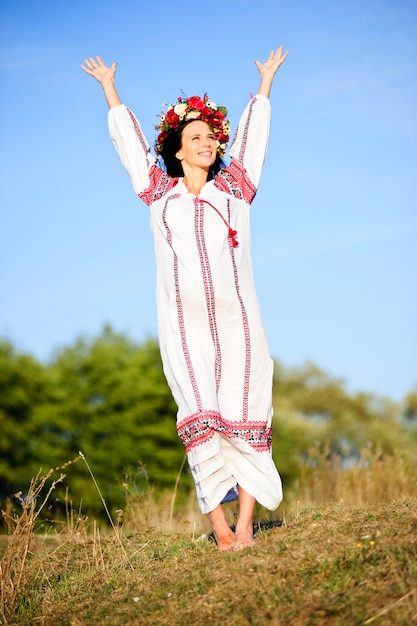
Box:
xmin=1 ymin=487 xmax=416 ymax=625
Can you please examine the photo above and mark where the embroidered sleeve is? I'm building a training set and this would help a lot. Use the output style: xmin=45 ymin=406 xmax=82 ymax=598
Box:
xmin=138 ymin=165 xmax=179 ymax=206
xmin=227 ymin=94 xmax=271 ymax=189
xmin=108 ymin=105 xmax=160 ymax=198
xmin=214 ymin=159 xmax=256 ymax=204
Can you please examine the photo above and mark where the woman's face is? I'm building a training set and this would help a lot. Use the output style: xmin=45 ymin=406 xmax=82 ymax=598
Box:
xmin=176 ymin=120 xmax=217 ymax=170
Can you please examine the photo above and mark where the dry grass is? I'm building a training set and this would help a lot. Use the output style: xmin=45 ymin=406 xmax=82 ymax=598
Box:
xmin=297 ymin=442 xmax=417 ymax=507
xmin=1 ymin=450 xmax=417 ymax=626
xmin=0 ymin=461 xmax=75 ymax=624
xmin=298 ymin=443 xmax=417 ymax=506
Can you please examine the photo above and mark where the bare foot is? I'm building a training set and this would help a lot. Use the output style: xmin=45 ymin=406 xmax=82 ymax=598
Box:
xmin=209 ymin=505 xmax=235 ymax=551
xmin=232 ymin=486 xmax=256 ymax=551
xmin=233 ymin=528 xmax=256 ymax=551
xmin=213 ymin=526 xmax=236 ymax=551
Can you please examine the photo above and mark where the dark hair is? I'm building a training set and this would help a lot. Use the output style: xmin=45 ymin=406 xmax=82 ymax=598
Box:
xmin=159 ymin=119 xmax=224 ymax=179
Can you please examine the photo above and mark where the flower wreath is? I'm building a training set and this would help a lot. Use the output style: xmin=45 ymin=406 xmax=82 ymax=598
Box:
xmin=155 ymin=94 xmax=230 ymax=158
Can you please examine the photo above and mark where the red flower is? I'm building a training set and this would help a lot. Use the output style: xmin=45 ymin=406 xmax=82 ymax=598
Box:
xmin=209 ymin=112 xmax=224 ymax=128
xmin=165 ymin=109 xmax=179 ymax=126
xmin=218 ymin=132 xmax=229 ymax=143
xmin=154 ymin=93 xmax=230 ymax=156
xmin=187 ymin=96 xmax=204 ymax=111
xmin=156 ymin=130 xmax=168 ymax=147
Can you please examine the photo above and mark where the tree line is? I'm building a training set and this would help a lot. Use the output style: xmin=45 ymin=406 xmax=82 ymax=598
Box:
xmin=1 ymin=325 xmax=416 ymax=518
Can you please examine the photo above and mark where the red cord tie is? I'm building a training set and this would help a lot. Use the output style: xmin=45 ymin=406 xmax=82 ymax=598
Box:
xmin=199 ymin=198 xmax=239 ymax=248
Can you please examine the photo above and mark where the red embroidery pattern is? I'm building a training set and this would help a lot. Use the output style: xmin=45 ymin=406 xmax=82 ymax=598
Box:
xmin=126 ymin=108 xmax=149 ymax=153
xmin=237 ymin=96 xmax=256 ymax=163
xmin=124 ymin=109 xmax=178 ymax=206
xmin=194 ymin=199 xmax=222 ymax=393
xmin=226 ymin=198 xmax=251 ymax=420
xmin=177 ymin=410 xmax=272 ymax=453
xmin=139 ymin=165 xmax=179 ymax=206
xmin=162 ymin=195 xmax=203 ymax=410
xmin=215 ymin=159 xmax=256 ymax=204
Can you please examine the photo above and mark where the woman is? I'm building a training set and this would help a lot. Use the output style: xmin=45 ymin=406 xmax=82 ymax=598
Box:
xmin=81 ymin=45 xmax=288 ymax=551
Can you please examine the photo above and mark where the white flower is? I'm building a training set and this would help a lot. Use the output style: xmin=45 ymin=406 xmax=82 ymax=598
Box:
xmin=174 ymin=102 xmax=188 ymax=118
xmin=185 ymin=110 xmax=200 ymax=120
xmin=205 ymin=99 xmax=217 ymax=110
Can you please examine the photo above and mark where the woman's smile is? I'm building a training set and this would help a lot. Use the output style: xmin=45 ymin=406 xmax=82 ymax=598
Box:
xmin=176 ymin=120 xmax=217 ymax=169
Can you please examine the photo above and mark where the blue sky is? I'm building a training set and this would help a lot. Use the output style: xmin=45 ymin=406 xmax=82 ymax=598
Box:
xmin=1 ymin=0 xmax=416 ymax=401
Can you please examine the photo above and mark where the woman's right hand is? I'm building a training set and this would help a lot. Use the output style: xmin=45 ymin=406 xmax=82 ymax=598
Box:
xmin=80 ymin=55 xmax=117 ymax=85
xmin=80 ymin=55 xmax=122 ymax=108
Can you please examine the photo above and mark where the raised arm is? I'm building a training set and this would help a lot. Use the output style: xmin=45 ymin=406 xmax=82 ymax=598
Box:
xmin=81 ymin=55 xmax=160 ymax=197
xmin=225 ymin=45 xmax=288 ymax=189
xmin=255 ymin=45 xmax=288 ymax=98
xmin=80 ymin=55 xmax=122 ymax=109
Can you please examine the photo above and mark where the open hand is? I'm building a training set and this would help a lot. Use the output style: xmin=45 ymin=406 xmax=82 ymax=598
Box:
xmin=80 ymin=55 xmax=117 ymax=84
xmin=255 ymin=45 xmax=288 ymax=80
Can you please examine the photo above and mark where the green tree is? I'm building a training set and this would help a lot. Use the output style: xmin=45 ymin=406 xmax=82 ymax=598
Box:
xmin=0 ymin=340 xmax=66 ymax=511
xmin=46 ymin=326 xmax=186 ymax=513
xmin=2 ymin=330 xmax=415 ymax=520
xmin=271 ymin=358 xmax=416 ymax=491
xmin=0 ymin=328 xmax=188 ymax=518
xmin=404 ymin=387 xmax=417 ymax=422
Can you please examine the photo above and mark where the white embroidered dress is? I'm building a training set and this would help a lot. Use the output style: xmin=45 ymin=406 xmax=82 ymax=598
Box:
xmin=109 ymin=94 xmax=283 ymax=514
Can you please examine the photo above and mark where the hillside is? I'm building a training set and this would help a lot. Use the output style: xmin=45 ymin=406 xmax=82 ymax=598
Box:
xmin=1 ymin=498 xmax=416 ymax=625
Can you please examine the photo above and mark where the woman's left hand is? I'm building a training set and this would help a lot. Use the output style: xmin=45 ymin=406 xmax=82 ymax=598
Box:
xmin=255 ymin=45 xmax=288 ymax=97
xmin=255 ymin=45 xmax=288 ymax=80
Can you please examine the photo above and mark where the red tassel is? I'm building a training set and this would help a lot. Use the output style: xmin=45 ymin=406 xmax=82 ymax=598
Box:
xmin=229 ymin=228 xmax=239 ymax=247
xmin=198 ymin=198 xmax=239 ymax=248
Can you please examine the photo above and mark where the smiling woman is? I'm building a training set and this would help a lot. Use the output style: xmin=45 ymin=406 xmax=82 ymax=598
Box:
xmin=175 ymin=121 xmax=218 ymax=186
xmin=80 ymin=45 xmax=288 ymax=552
